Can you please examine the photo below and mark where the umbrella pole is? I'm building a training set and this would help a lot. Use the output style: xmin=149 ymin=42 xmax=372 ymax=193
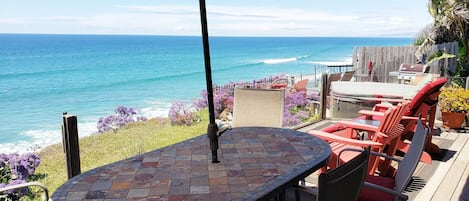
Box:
xmin=199 ymin=0 xmax=219 ymax=163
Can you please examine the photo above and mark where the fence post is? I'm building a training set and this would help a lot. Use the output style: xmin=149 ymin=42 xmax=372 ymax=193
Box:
xmin=62 ymin=112 xmax=81 ymax=179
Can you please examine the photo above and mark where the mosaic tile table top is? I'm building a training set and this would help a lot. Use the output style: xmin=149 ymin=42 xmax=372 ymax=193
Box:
xmin=52 ymin=127 xmax=331 ymax=201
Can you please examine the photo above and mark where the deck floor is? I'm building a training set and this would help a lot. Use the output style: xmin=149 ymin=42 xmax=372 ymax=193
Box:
xmin=297 ymin=119 xmax=469 ymax=201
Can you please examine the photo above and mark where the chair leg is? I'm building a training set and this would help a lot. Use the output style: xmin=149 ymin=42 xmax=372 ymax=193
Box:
xmin=424 ymin=136 xmax=440 ymax=155
xmin=379 ymin=138 xmax=399 ymax=175
xmin=295 ymin=188 xmax=302 ymax=201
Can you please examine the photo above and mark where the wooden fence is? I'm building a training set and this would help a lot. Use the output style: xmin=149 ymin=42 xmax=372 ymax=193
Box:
xmin=352 ymin=41 xmax=458 ymax=82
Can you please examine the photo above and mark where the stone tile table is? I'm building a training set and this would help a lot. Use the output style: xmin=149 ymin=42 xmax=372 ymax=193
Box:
xmin=52 ymin=127 xmax=331 ymax=201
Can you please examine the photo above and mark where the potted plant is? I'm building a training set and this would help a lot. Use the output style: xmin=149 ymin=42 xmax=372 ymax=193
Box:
xmin=438 ymin=86 xmax=469 ymax=128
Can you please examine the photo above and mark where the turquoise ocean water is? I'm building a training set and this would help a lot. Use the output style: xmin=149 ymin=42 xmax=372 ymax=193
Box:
xmin=0 ymin=34 xmax=412 ymax=153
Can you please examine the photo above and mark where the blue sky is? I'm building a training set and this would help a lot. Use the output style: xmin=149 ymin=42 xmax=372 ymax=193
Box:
xmin=0 ymin=0 xmax=433 ymax=37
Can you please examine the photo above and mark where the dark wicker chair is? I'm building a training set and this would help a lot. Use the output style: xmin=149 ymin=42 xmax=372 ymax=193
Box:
xmin=289 ymin=146 xmax=370 ymax=201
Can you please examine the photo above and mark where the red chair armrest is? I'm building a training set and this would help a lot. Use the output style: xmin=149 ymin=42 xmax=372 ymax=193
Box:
xmin=308 ymin=130 xmax=383 ymax=147
xmin=338 ymin=120 xmax=379 ymax=131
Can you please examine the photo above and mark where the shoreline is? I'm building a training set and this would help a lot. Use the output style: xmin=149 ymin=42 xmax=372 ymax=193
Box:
xmin=2 ymin=71 xmax=337 ymax=154
xmin=0 ymin=112 xmax=171 ymax=154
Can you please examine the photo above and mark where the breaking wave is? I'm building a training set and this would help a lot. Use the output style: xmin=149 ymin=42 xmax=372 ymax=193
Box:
xmin=263 ymin=56 xmax=308 ymax=64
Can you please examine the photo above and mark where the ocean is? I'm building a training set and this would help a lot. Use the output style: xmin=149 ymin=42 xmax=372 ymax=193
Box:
xmin=0 ymin=34 xmax=413 ymax=153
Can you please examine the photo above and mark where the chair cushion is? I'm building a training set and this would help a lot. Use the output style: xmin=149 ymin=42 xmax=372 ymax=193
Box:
xmin=271 ymin=83 xmax=287 ymax=89
xmin=321 ymin=124 xmax=346 ymax=133
xmin=358 ymin=175 xmax=395 ymax=201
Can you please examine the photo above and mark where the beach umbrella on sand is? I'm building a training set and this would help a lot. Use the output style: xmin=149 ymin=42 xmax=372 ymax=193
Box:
xmin=199 ymin=0 xmax=219 ymax=163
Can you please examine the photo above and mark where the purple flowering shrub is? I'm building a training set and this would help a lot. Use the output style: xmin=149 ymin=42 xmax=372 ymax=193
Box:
xmin=188 ymin=79 xmax=313 ymax=127
xmin=192 ymin=90 xmax=208 ymax=110
xmin=283 ymin=91 xmax=312 ymax=127
xmin=192 ymin=89 xmax=234 ymax=119
xmin=168 ymin=102 xmax=201 ymax=126
xmin=0 ymin=152 xmax=41 ymax=200
xmin=97 ymin=106 xmax=147 ymax=133
xmin=169 ymin=75 xmax=314 ymax=127
xmin=212 ymin=89 xmax=234 ymax=118
xmin=169 ymin=89 xmax=234 ymax=125
xmin=168 ymin=101 xmax=201 ymax=126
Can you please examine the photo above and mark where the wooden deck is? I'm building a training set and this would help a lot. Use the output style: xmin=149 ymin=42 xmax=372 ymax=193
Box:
xmin=297 ymin=119 xmax=469 ymax=201
xmin=412 ymin=124 xmax=469 ymax=201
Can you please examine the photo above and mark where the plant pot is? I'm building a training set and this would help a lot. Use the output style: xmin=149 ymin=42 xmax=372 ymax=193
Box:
xmin=441 ymin=111 xmax=466 ymax=129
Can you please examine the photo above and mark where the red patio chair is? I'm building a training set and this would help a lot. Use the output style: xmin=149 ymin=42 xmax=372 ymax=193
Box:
xmin=291 ymin=79 xmax=309 ymax=93
xmin=309 ymin=101 xmax=409 ymax=175
xmin=357 ymin=77 xmax=446 ymax=166
xmin=321 ymin=77 xmax=447 ymax=167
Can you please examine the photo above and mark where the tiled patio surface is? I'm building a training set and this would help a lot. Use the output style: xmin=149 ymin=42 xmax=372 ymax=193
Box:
xmin=52 ymin=127 xmax=331 ymax=201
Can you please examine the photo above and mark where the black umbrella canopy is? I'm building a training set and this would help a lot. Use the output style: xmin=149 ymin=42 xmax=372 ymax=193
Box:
xmin=199 ymin=0 xmax=219 ymax=163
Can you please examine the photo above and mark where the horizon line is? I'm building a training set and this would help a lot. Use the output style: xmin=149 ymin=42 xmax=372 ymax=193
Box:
xmin=0 ymin=32 xmax=414 ymax=39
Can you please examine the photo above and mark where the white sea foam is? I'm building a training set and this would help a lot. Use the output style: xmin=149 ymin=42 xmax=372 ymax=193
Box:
xmin=0 ymin=101 xmax=174 ymax=154
xmin=78 ymin=120 xmax=100 ymax=138
xmin=313 ymin=61 xmax=352 ymax=66
xmin=0 ymin=120 xmax=99 ymax=154
xmin=264 ymin=58 xmax=297 ymax=64
xmin=263 ymin=56 xmax=302 ymax=64
xmin=0 ymin=82 xmax=350 ymax=154
xmin=309 ymin=57 xmax=354 ymax=66
xmin=344 ymin=57 xmax=353 ymax=64
xmin=0 ymin=129 xmax=61 ymax=154
xmin=141 ymin=100 xmax=172 ymax=118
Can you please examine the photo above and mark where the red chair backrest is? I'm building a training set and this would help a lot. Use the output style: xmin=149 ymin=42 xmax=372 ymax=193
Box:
xmin=372 ymin=101 xmax=409 ymax=141
xmin=407 ymin=77 xmax=447 ymax=115
xmin=294 ymin=79 xmax=309 ymax=92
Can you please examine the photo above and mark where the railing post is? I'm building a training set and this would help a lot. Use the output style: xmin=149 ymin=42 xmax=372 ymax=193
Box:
xmin=466 ymin=77 xmax=469 ymax=89
xmin=290 ymin=75 xmax=295 ymax=86
xmin=320 ymin=74 xmax=328 ymax=120
xmin=62 ymin=112 xmax=81 ymax=179
xmin=314 ymin=66 xmax=318 ymax=87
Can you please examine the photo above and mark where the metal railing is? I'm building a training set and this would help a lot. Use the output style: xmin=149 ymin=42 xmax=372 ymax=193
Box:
xmin=0 ymin=182 xmax=51 ymax=201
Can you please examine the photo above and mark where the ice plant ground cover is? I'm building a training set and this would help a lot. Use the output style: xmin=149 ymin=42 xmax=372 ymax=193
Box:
xmin=0 ymin=152 xmax=41 ymax=200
